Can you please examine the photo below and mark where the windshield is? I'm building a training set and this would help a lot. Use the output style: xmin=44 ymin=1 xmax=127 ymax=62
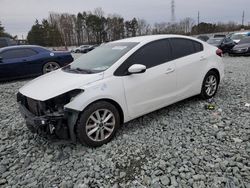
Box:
xmin=207 ymin=38 xmax=223 ymax=45
xmin=238 ymin=37 xmax=250 ymax=44
xmin=63 ymin=42 xmax=138 ymax=74
xmin=231 ymin=34 xmax=246 ymax=40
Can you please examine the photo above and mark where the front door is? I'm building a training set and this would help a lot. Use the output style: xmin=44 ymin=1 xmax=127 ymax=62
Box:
xmin=115 ymin=39 xmax=177 ymax=118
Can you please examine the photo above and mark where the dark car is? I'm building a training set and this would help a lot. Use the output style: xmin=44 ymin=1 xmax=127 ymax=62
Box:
xmin=229 ymin=37 xmax=250 ymax=56
xmin=71 ymin=45 xmax=93 ymax=53
xmin=213 ymin=34 xmax=226 ymax=38
xmin=207 ymin=37 xmax=235 ymax=53
xmin=81 ymin=45 xmax=95 ymax=53
xmin=197 ymin=35 xmax=209 ymax=42
xmin=0 ymin=37 xmax=17 ymax=48
xmin=0 ymin=45 xmax=73 ymax=81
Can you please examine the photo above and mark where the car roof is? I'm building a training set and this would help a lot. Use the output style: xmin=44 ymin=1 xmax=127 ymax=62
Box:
xmin=0 ymin=45 xmax=49 ymax=53
xmin=111 ymin=34 xmax=200 ymax=44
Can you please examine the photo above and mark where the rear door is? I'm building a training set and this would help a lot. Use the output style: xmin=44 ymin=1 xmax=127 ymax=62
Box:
xmin=169 ymin=38 xmax=206 ymax=99
xmin=115 ymin=39 xmax=177 ymax=118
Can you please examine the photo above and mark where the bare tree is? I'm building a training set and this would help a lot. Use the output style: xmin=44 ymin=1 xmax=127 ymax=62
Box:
xmin=137 ymin=19 xmax=151 ymax=36
xmin=180 ymin=17 xmax=195 ymax=34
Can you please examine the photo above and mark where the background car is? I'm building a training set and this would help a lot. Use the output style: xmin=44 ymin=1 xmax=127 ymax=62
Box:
xmin=213 ymin=34 xmax=226 ymax=38
xmin=229 ymin=37 xmax=250 ymax=56
xmin=0 ymin=45 xmax=73 ymax=81
xmin=197 ymin=35 xmax=209 ymax=42
xmin=71 ymin=45 xmax=92 ymax=53
xmin=207 ymin=37 xmax=235 ymax=53
xmin=17 ymin=35 xmax=224 ymax=147
xmin=0 ymin=37 xmax=17 ymax=48
xmin=230 ymin=32 xmax=250 ymax=43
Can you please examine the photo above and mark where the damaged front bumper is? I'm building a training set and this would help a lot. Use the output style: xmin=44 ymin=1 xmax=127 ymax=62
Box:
xmin=18 ymin=102 xmax=79 ymax=142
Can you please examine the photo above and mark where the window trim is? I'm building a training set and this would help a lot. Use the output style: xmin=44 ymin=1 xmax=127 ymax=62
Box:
xmin=0 ymin=48 xmax=38 ymax=60
xmin=114 ymin=39 xmax=172 ymax=76
xmin=169 ymin=38 xmax=203 ymax=60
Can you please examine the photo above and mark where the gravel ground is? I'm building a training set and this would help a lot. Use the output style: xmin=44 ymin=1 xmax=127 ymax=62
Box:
xmin=0 ymin=56 xmax=249 ymax=188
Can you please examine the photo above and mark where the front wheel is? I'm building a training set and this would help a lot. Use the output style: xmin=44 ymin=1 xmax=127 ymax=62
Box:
xmin=76 ymin=101 xmax=120 ymax=147
xmin=43 ymin=62 xmax=60 ymax=74
xmin=200 ymin=71 xmax=219 ymax=99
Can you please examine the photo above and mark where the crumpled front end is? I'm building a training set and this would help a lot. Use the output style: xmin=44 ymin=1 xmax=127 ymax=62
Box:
xmin=17 ymin=91 xmax=81 ymax=141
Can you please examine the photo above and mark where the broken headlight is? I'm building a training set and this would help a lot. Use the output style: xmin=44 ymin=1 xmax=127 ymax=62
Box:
xmin=46 ymin=89 xmax=84 ymax=113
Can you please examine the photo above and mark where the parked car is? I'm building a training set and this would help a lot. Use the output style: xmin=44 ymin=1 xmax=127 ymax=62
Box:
xmin=0 ymin=37 xmax=17 ymax=48
xmin=226 ymin=33 xmax=234 ymax=38
xmin=229 ymin=37 xmax=250 ymax=56
xmin=213 ymin=34 xmax=226 ymax=38
xmin=17 ymin=35 xmax=224 ymax=147
xmin=71 ymin=45 xmax=93 ymax=53
xmin=230 ymin=32 xmax=250 ymax=43
xmin=197 ymin=35 xmax=209 ymax=42
xmin=81 ymin=44 xmax=99 ymax=53
xmin=207 ymin=37 xmax=235 ymax=53
xmin=0 ymin=45 xmax=73 ymax=81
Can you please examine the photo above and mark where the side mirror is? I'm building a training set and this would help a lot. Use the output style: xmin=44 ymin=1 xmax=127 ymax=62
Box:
xmin=128 ymin=64 xmax=146 ymax=74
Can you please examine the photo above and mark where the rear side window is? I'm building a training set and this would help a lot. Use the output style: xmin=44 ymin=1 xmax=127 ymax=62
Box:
xmin=193 ymin=41 xmax=203 ymax=52
xmin=1 ymin=48 xmax=38 ymax=59
xmin=170 ymin=38 xmax=203 ymax=60
xmin=114 ymin=39 xmax=171 ymax=76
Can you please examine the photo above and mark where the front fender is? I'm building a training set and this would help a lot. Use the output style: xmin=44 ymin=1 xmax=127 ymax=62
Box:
xmin=64 ymin=77 xmax=130 ymax=122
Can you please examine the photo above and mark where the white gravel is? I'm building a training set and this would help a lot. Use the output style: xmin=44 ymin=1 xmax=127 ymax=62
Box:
xmin=0 ymin=56 xmax=249 ymax=188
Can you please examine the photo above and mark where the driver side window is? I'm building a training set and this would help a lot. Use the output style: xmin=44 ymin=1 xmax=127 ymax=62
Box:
xmin=114 ymin=39 xmax=171 ymax=76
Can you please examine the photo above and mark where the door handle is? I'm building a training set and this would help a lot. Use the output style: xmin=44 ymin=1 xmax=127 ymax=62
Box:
xmin=165 ymin=67 xmax=175 ymax=74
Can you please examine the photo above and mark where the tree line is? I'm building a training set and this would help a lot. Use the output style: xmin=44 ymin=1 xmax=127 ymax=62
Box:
xmin=2 ymin=8 xmax=250 ymax=47
xmin=0 ymin=21 xmax=16 ymax=39
xmin=27 ymin=8 xmax=152 ymax=47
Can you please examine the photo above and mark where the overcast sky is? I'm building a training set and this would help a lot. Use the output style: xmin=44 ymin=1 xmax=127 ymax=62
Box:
xmin=0 ymin=0 xmax=249 ymax=38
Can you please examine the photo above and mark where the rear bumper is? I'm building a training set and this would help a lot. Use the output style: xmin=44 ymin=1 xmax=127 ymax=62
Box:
xmin=229 ymin=49 xmax=250 ymax=56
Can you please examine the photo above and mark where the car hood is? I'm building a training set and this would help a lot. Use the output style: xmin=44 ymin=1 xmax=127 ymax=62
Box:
xmin=233 ymin=43 xmax=250 ymax=49
xmin=19 ymin=69 xmax=104 ymax=101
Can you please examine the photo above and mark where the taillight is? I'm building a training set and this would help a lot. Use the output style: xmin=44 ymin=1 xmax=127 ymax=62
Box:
xmin=216 ymin=49 xmax=223 ymax=57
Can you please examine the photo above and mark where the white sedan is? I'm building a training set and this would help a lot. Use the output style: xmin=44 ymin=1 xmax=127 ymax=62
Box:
xmin=17 ymin=35 xmax=224 ymax=147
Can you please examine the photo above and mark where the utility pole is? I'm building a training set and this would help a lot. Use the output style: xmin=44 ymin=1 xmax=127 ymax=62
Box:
xmin=242 ymin=11 xmax=245 ymax=26
xmin=171 ymin=0 xmax=176 ymax=23
xmin=198 ymin=11 xmax=200 ymax=25
xmin=197 ymin=11 xmax=200 ymax=34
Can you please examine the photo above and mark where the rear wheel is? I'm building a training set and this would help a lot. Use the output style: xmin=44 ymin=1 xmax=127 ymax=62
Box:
xmin=43 ymin=62 xmax=60 ymax=74
xmin=200 ymin=71 xmax=219 ymax=99
xmin=76 ymin=101 xmax=120 ymax=147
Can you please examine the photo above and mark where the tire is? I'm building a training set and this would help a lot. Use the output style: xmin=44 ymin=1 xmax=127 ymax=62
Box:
xmin=76 ymin=50 xmax=80 ymax=53
xmin=200 ymin=70 xmax=219 ymax=99
xmin=26 ymin=123 xmax=37 ymax=133
xmin=43 ymin=62 xmax=60 ymax=74
xmin=76 ymin=101 xmax=120 ymax=147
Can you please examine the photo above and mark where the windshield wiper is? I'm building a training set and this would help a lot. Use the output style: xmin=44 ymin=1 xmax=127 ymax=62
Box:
xmin=74 ymin=68 xmax=94 ymax=74
xmin=63 ymin=65 xmax=94 ymax=74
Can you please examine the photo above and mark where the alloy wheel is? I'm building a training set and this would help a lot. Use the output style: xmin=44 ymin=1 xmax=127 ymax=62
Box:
xmin=85 ymin=109 xmax=115 ymax=142
xmin=205 ymin=75 xmax=217 ymax=96
xmin=43 ymin=62 xmax=60 ymax=73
